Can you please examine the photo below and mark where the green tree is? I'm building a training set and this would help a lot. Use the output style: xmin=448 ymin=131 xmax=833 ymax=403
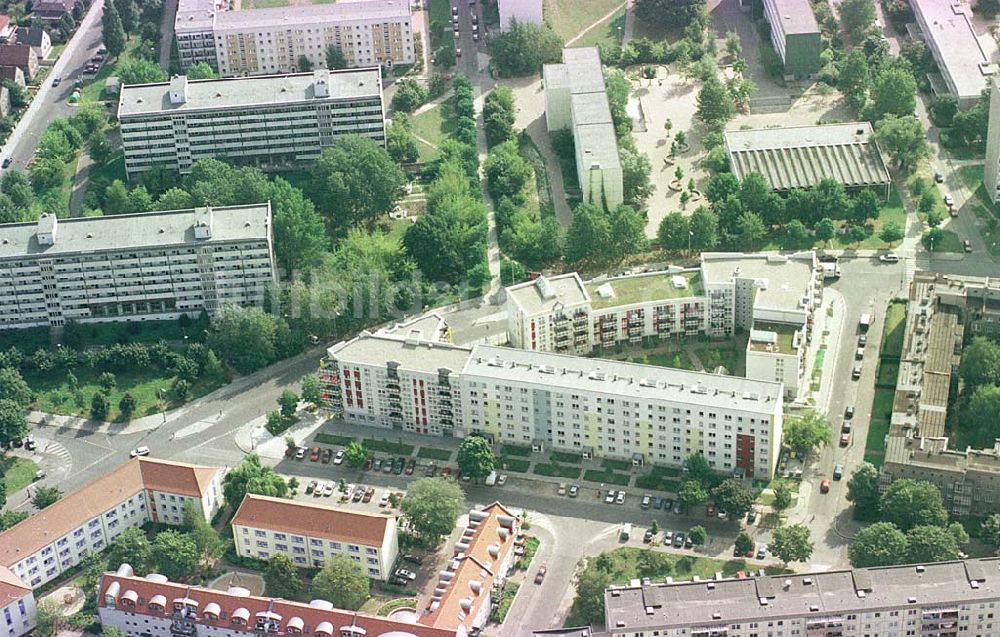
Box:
xmin=962 ymin=384 xmax=1000 ymax=445
xmin=735 ymin=531 xmax=754 ymax=556
xmin=849 ymin=522 xmax=908 ymax=567
xmin=30 ymin=157 xmax=66 ymax=191
xmin=264 ymin=554 xmax=303 ymax=600
xmin=222 ymin=454 xmax=288 ymax=507
xmin=105 ymin=527 xmax=152 ymax=572
xmin=568 ymin=563 xmax=611 ymax=625
xmin=608 ymin=204 xmax=647 ymax=261
xmin=297 ymin=55 xmax=314 ymax=72
xmin=0 ymin=511 xmax=28 ymax=531
xmin=839 ymin=0 xmax=876 ymax=38
xmin=33 ymin=486 xmax=62 ymax=509
xmin=118 ymin=392 xmax=137 ymax=421
xmin=772 ymin=482 xmax=793 ymax=510
xmin=684 ymin=453 xmax=714 ymax=486
xmin=313 ymin=136 xmax=406 ymax=230
xmin=770 ymin=524 xmax=813 ymax=564
xmin=620 ymin=147 xmax=654 ymax=206
xmin=875 ymin=115 xmax=929 ymax=172
xmin=400 ymin=477 xmax=464 ymax=538
xmin=687 ymin=525 xmax=707 ymax=546
xmin=113 ymin=0 xmax=138 ymax=33
xmin=386 ymin=117 xmax=419 ymax=164
xmin=485 ymin=140 xmax=532 ymax=200
xmin=689 ymin=206 xmax=720 ymax=249
xmin=838 ymin=49 xmax=870 ymax=111
xmin=156 ymin=187 xmax=195 ymax=211
xmin=151 ymin=530 xmax=200 ymax=581
xmin=815 ymin=217 xmax=836 ymax=245
xmin=391 ymin=80 xmax=429 ymax=113
xmin=781 ymin=410 xmax=831 ymax=457
xmin=311 ymin=554 xmax=370 ymax=610
xmin=104 ymin=180 xmax=130 ymax=215
xmin=117 ymin=57 xmax=168 ymax=85
xmin=880 ymin=479 xmax=948 ymax=531
xmin=343 ymin=441 xmax=368 ymax=468
xmin=186 ymin=62 xmax=217 ymax=80
xmin=101 ymin=0 xmax=126 ymax=59
xmin=981 ymin=514 xmax=1000 ymax=549
xmin=277 ymin=390 xmax=298 ymax=418
xmin=483 ymin=86 xmax=516 ymax=148
xmin=326 ymin=46 xmax=347 ymax=69
xmin=906 ymin=525 xmax=960 ymax=563
xmin=706 ymin=172 xmax=740 ymax=204
xmin=267 ymin=177 xmax=328 ymax=275
xmin=634 ymin=0 xmax=706 ymax=30
xmin=657 ymin=212 xmax=690 ymax=252
xmin=846 ymin=461 xmax=882 ymax=520
xmin=0 ymin=367 xmax=31 ymax=406
xmin=457 ymin=435 xmax=497 ymax=481
xmin=565 ymin=202 xmax=611 ymax=263
xmin=208 ymin=305 xmax=289 ymax=373
xmin=712 ymin=479 xmax=755 ymax=520
xmin=879 ymin=221 xmax=904 ymax=246
xmin=300 ymin=374 xmax=322 ymax=408
xmin=98 ymin=371 xmax=117 ymax=393
xmin=959 ymin=337 xmax=1000 ymax=388
xmin=679 ymin=480 xmax=708 ymax=507
xmin=736 ymin=211 xmax=766 ymax=250
xmin=90 ymin=391 xmax=110 ymax=420
xmin=871 ymin=66 xmax=917 ymax=119
xmin=852 ymin=189 xmax=881 ymax=223
xmin=489 ymin=19 xmax=564 ymax=77
xmin=3 ymin=80 xmax=26 ymax=110
xmin=0 ymin=398 xmax=28 ymax=448
xmin=696 ymin=74 xmax=735 ymax=129
xmin=182 ymin=501 xmax=224 ymax=565
xmin=34 ymin=600 xmax=65 ymax=637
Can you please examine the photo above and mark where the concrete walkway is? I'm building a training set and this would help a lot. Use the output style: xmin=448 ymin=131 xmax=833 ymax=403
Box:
xmin=159 ymin=0 xmax=177 ymax=72
xmin=67 ymin=151 xmax=92 ymax=216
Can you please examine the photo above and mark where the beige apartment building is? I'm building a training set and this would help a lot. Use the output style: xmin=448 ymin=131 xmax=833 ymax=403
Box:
xmin=118 ymin=70 xmax=384 ymax=178
xmin=231 ymin=494 xmax=399 ymax=580
xmin=0 ymin=205 xmax=276 ymax=330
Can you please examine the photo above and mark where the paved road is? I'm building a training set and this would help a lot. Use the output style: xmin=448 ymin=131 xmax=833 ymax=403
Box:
xmin=3 ymin=0 xmax=106 ymax=170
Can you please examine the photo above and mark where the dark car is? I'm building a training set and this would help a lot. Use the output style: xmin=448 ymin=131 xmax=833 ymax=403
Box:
xmin=321 ymin=448 xmax=333 ymax=464
xmin=534 ymin=566 xmax=547 ymax=584
xmin=383 ymin=457 xmax=395 ymax=473
xmin=2 ymin=157 xmax=11 ymax=168
xmin=404 ymin=458 xmax=416 ymax=475
xmin=364 ymin=454 xmax=374 ymax=470
xmin=673 ymin=533 xmax=684 ymax=548
xmin=425 ymin=462 xmax=438 ymax=477
xmin=746 ymin=508 xmax=758 ymax=524
xmin=402 ymin=554 xmax=424 ymax=565
xmin=393 ymin=457 xmax=405 ymax=474
xmin=51 ymin=76 xmax=61 ymax=86
xmin=844 ymin=406 xmax=854 ymax=420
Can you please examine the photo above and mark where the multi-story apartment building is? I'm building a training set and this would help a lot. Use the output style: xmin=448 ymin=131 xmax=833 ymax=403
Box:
xmin=604 ymin=558 xmax=1000 ymax=637
xmin=759 ymin=0 xmax=821 ymax=80
xmin=118 ymin=70 xmax=385 ymax=179
xmin=0 ymin=566 xmax=34 ymax=637
xmin=984 ymin=79 xmax=1000 ymax=204
xmin=231 ymin=494 xmax=398 ymax=580
xmin=543 ymin=48 xmax=623 ymax=209
xmin=419 ymin=503 xmax=521 ymax=633
xmin=0 ymin=205 xmax=276 ymax=330
xmin=97 ymin=564 xmax=459 ymax=637
xmin=910 ymin=0 xmax=997 ymax=109
xmin=505 ymin=253 xmax=820 ymax=398
xmin=881 ymin=272 xmax=1000 ymax=516
xmin=0 ymin=457 xmax=224 ymax=590
xmin=173 ymin=0 xmax=414 ymax=74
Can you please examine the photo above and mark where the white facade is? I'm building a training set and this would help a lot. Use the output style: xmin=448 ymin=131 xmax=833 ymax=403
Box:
xmin=0 ymin=567 xmax=35 ymax=637
xmin=0 ymin=206 xmax=276 ymax=330
xmin=498 ymin=0 xmax=542 ymax=31
xmin=118 ymin=71 xmax=385 ymax=178
xmin=504 ymin=274 xmax=592 ymax=353
xmin=985 ymin=79 xmax=1000 ymax=204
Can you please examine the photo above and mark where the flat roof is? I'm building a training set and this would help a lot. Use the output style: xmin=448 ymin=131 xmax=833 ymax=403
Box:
xmin=911 ymin=0 xmax=998 ymax=100
xmin=119 ymin=69 xmax=381 ymax=117
xmin=570 ymin=92 xmax=612 ymax=126
xmin=725 ymin=123 xmax=890 ymax=191
xmin=766 ymin=0 xmax=819 ymax=35
xmin=748 ymin=322 xmax=800 ymax=354
xmin=214 ymin=0 xmax=411 ymax=30
xmin=464 ymin=345 xmax=783 ymax=412
xmin=701 ymin=252 xmax=816 ymax=313
xmin=506 ymin=273 xmax=590 ymax=316
xmin=575 ymin=122 xmax=621 ymax=171
xmin=543 ymin=46 xmax=605 ymax=94
xmin=327 ymin=333 xmax=472 ymax=374
xmin=606 ymin=558 xmax=1000 ymax=630
xmin=586 ymin=271 xmax=702 ymax=310
xmin=174 ymin=0 xmax=220 ymax=32
xmin=0 ymin=205 xmax=271 ymax=260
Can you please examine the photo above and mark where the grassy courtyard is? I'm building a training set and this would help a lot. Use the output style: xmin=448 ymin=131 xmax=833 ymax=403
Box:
xmin=2 ymin=457 xmax=39 ymax=497
xmin=543 ymin=0 xmax=625 ymax=42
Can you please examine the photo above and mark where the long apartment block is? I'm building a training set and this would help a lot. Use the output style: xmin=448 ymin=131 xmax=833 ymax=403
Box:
xmin=174 ymin=0 xmax=414 ymax=74
xmin=0 ymin=205 xmax=276 ymax=329
xmin=505 ymin=252 xmax=821 ymax=398
xmin=231 ymin=494 xmax=399 ymax=580
xmin=320 ymin=334 xmax=784 ymax=479
xmin=604 ymin=558 xmax=1000 ymax=637
xmin=0 ymin=457 xmax=224 ymax=590
xmin=117 ymin=70 xmax=385 ymax=178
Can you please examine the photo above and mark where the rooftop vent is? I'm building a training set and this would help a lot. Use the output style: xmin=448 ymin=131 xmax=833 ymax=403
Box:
xmin=916 ymin=565 xmax=925 ymax=573
xmin=712 ymin=612 xmax=721 ymax=620
xmin=908 ymin=597 xmax=917 ymax=604
xmin=809 ymin=605 xmax=819 ymax=612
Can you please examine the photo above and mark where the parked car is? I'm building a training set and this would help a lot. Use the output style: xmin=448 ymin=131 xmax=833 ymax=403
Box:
xmin=557 ymin=483 xmax=567 ymax=496
xmin=295 ymin=446 xmax=307 ymax=460
xmin=855 ymin=347 xmax=865 ymax=360
xmin=130 ymin=446 xmax=150 ymax=458
xmin=383 ymin=457 xmax=395 ymax=473
xmin=379 ymin=492 xmax=391 ymax=507
xmin=662 ymin=531 xmax=673 ymax=545
xmin=23 ymin=436 xmax=35 ymax=451
xmin=395 ymin=569 xmax=417 ymax=581
xmin=2 ymin=157 xmax=11 ymax=168
xmin=497 ymin=474 xmax=508 ymax=486
xmin=393 ymin=457 xmax=405 ymax=474
xmin=673 ymin=533 xmax=685 ymax=548
xmin=51 ymin=76 xmax=61 ymax=86
xmin=746 ymin=508 xmax=758 ymax=524
xmin=706 ymin=503 xmax=716 ymax=517
xmin=424 ymin=462 xmax=437 ymax=476
xmin=684 ymin=535 xmax=693 ymax=548
xmin=352 ymin=487 xmax=365 ymax=502
xmin=309 ymin=447 xmax=321 ymax=462
xmin=321 ymin=448 xmax=333 ymax=464
xmin=756 ymin=543 xmax=767 ymax=559
xmin=455 ymin=47 xmax=461 ymax=57
xmin=879 ymin=252 xmax=900 ymax=263
xmin=404 ymin=458 xmax=416 ymax=475
xmin=934 ymin=171 xmax=944 ymax=183
xmin=362 ymin=486 xmax=375 ymax=503
xmin=673 ymin=502 xmax=683 ymax=515
xmin=364 ymin=454 xmax=374 ymax=470
xmin=533 ymin=566 xmax=548 ymax=585
xmin=964 ymin=239 xmax=973 ymax=253
xmin=306 ymin=480 xmax=317 ymax=494
xmin=641 ymin=494 xmax=652 ymax=509
xmin=615 ymin=490 xmax=626 ymax=505
xmin=944 ymin=193 xmax=954 ymax=207
xmin=858 ymin=334 xmax=867 ymax=347
xmin=852 ymin=364 xmax=862 ymax=380
xmin=840 ymin=432 xmax=851 ymax=447
xmin=842 ymin=420 xmax=852 ymax=434
xmin=403 ymin=554 xmax=424 ymax=565
xmin=440 ymin=467 xmax=452 ymax=478
xmin=833 ymin=464 xmax=844 ymax=480
xmin=820 ymin=478 xmax=831 ymax=493
xmin=373 ymin=458 xmax=383 ymax=471
xmin=653 ymin=496 xmax=664 ymax=510
xmin=844 ymin=406 xmax=855 ymax=419
xmin=643 ymin=529 xmax=654 ymax=543
xmin=333 ymin=449 xmax=344 ymax=464
xmin=604 ymin=490 xmax=616 ymax=504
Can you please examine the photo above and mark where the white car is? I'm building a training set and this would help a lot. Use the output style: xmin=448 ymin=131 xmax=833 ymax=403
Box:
xmin=394 ymin=568 xmax=417 ymax=581
xmin=616 ymin=490 xmax=626 ymax=505
xmin=944 ymin=193 xmax=954 ymax=207
xmin=879 ymin=252 xmax=900 ymax=263
xmin=605 ymin=490 xmax=616 ymax=504
xmin=496 ymin=474 xmax=507 ymax=486
xmin=379 ymin=492 xmax=391 ymax=507
xmin=129 ymin=446 xmax=150 ymax=458
xmin=333 ymin=450 xmax=345 ymax=465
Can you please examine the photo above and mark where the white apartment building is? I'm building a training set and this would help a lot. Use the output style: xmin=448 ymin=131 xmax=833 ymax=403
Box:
xmin=0 ymin=566 xmax=34 ymax=637
xmin=174 ymin=0 xmax=414 ymax=74
xmin=98 ymin=565 xmax=461 ymax=637
xmin=543 ymin=48 xmax=623 ymax=209
xmin=118 ymin=70 xmax=385 ymax=178
xmin=0 ymin=457 xmax=224 ymax=590
xmin=231 ymin=494 xmax=398 ymax=580
xmin=504 ymin=273 xmax=592 ymax=354
xmin=604 ymin=558 xmax=1000 ymax=637
xmin=985 ymin=79 xmax=1000 ymax=204
xmin=0 ymin=206 xmax=276 ymax=330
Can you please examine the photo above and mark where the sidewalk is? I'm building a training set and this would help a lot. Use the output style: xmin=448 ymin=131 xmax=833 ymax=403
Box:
xmin=28 ymin=409 xmax=161 ymax=436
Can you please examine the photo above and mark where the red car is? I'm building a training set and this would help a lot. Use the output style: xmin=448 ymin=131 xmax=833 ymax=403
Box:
xmin=404 ymin=458 xmax=416 ymax=475
xmin=840 ymin=432 xmax=851 ymax=447
xmin=706 ymin=503 xmax=716 ymax=517
xmin=440 ymin=467 xmax=452 ymax=478
xmin=534 ymin=566 xmax=547 ymax=584
xmin=362 ymin=487 xmax=375 ymax=503
xmin=820 ymin=479 xmax=831 ymax=493
xmin=309 ymin=447 xmax=321 ymax=462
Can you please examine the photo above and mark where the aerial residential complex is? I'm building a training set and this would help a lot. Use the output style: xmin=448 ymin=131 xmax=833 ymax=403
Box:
xmin=321 ymin=332 xmax=785 ymax=479
xmin=174 ymin=0 xmax=414 ymax=74
xmin=0 ymin=457 xmax=224 ymax=590
xmin=724 ymin=123 xmax=892 ymax=197
xmin=97 ymin=564 xmax=459 ymax=637
xmin=604 ymin=558 xmax=1000 ymax=637
xmin=909 ymin=0 xmax=998 ymax=108
xmin=0 ymin=205 xmax=276 ymax=330
xmin=543 ymin=47 xmax=623 ymax=209
xmin=505 ymin=252 xmax=821 ymax=397
xmin=881 ymin=272 xmax=1000 ymax=516
xmin=760 ymin=0 xmax=821 ymax=80
xmin=117 ymin=70 xmax=385 ymax=178
xmin=231 ymin=494 xmax=399 ymax=580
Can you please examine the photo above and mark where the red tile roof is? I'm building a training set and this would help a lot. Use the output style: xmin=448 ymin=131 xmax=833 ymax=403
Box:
xmin=0 ymin=44 xmax=33 ymax=67
xmin=0 ymin=566 xmax=29 ymax=607
xmin=99 ymin=569 xmax=459 ymax=637
xmin=232 ymin=494 xmax=393 ymax=547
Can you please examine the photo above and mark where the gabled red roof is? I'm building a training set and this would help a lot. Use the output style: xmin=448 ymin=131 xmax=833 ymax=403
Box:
xmin=0 ymin=44 xmax=33 ymax=67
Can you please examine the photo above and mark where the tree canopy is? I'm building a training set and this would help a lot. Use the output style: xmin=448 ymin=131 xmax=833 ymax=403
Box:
xmin=456 ymin=435 xmax=497 ymax=480
xmin=781 ymin=410 xmax=831 ymax=457
xmin=879 ymin=479 xmax=948 ymax=531
xmin=769 ymin=524 xmax=813 ymax=564
xmin=400 ymin=477 xmax=464 ymax=538
xmin=846 ymin=461 xmax=881 ymax=520
xmin=313 ymin=136 xmax=406 ymax=230
xmin=489 ymin=19 xmax=563 ymax=77
xmin=264 ymin=554 xmax=304 ymax=600
xmin=311 ymin=555 xmax=370 ymax=610
xmin=712 ymin=479 xmax=755 ymax=520
xmin=849 ymin=521 xmax=908 ymax=567
xmin=223 ymin=454 xmax=288 ymax=507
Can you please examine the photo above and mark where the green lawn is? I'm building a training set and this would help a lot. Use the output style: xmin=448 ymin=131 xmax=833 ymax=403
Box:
xmin=880 ymin=300 xmax=907 ymax=359
xmin=2 ymin=457 xmax=38 ymax=496
xmin=363 ymin=439 xmax=414 ymax=455
xmin=416 ymin=447 xmax=453 ymax=461
xmin=533 ymin=463 xmax=581 ymax=479
xmin=924 ymin=229 xmax=964 ymax=253
xmin=544 ymin=0 xmax=626 ymax=42
xmin=631 ymin=16 xmax=682 ymax=41
xmin=876 ymin=360 xmax=899 ymax=387
xmin=582 ymin=469 xmax=630 ymax=486
xmin=830 ymin=186 xmax=907 ymax=250
xmin=499 ymin=457 xmax=530 ymax=473
xmin=550 ymin=451 xmax=582 ymax=464
xmin=314 ymin=433 xmax=357 ymax=447
xmin=602 ymin=458 xmax=632 ymax=472
xmin=572 ymin=7 xmax=626 ymax=49
xmin=865 ymin=418 xmax=890 ymax=467
xmin=634 ymin=474 xmax=680 ymax=492
xmin=628 ymin=350 xmax=696 ymax=371
xmin=502 ymin=444 xmax=532 ymax=457
xmin=410 ymin=100 xmax=456 ymax=160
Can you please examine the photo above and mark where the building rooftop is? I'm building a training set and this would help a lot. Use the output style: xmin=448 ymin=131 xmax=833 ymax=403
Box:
xmin=327 ymin=333 xmax=472 ymax=375
xmin=570 ymin=92 xmax=613 ymax=126
xmin=119 ymin=69 xmax=381 ymax=117
xmin=99 ymin=567 xmax=458 ymax=637
xmin=575 ymin=121 xmax=621 ymax=172
xmin=506 ymin=273 xmax=590 ymax=316
xmin=375 ymin=312 xmax=450 ymax=342
xmin=911 ymin=0 xmax=998 ymax=101
xmin=748 ymin=322 xmax=800 ymax=354
xmin=464 ymin=345 xmax=783 ymax=411
xmin=543 ymin=46 xmax=605 ymax=95
xmin=725 ymin=123 xmax=890 ymax=191
xmin=0 ymin=205 xmax=271 ymax=260
xmin=0 ymin=458 xmax=220 ymax=568
xmin=214 ymin=0 xmax=411 ymax=30
xmin=767 ymin=0 xmax=820 ymax=35
xmin=174 ymin=0 xmax=223 ymax=32
xmin=0 ymin=565 xmax=29 ymax=607
xmin=605 ymin=558 xmax=1000 ymax=630
xmin=701 ymin=252 xmax=817 ymax=314
xmin=232 ymin=494 xmax=394 ymax=547
xmin=585 ymin=271 xmax=702 ymax=310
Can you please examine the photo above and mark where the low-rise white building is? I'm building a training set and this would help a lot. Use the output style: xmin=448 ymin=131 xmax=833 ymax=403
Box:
xmin=231 ymin=494 xmax=398 ymax=580
xmin=0 ymin=566 xmax=34 ymax=637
